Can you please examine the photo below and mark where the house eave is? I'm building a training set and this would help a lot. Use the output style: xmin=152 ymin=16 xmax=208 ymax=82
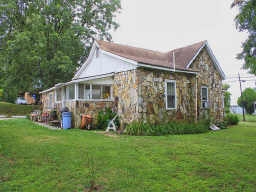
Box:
xmin=137 ymin=63 xmax=198 ymax=75
xmin=40 ymin=73 xmax=115 ymax=94
xmin=186 ymin=41 xmax=226 ymax=80
xmin=39 ymin=87 xmax=55 ymax=94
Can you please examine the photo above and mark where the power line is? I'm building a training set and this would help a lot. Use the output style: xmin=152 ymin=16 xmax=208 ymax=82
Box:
xmin=225 ymin=76 xmax=256 ymax=80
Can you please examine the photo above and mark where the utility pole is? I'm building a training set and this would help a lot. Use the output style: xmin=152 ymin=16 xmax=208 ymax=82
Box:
xmin=238 ymin=73 xmax=246 ymax=121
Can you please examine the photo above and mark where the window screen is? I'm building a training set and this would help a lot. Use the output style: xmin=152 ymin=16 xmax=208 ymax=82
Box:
xmin=166 ymin=81 xmax=176 ymax=109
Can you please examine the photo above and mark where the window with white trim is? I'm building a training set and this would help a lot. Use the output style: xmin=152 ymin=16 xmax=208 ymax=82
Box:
xmin=92 ymin=85 xmax=101 ymax=99
xmin=201 ymin=86 xmax=208 ymax=108
xmin=78 ymin=84 xmax=112 ymax=100
xmin=56 ymin=88 xmax=62 ymax=101
xmin=165 ymin=80 xmax=176 ymax=109
xmin=48 ymin=93 xmax=53 ymax=109
xmin=78 ymin=84 xmax=90 ymax=99
xmin=67 ymin=84 xmax=75 ymax=100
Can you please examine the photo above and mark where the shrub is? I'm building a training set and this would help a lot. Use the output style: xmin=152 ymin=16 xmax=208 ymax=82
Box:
xmin=224 ymin=113 xmax=239 ymax=126
xmin=125 ymin=120 xmax=210 ymax=136
xmin=214 ymin=120 xmax=228 ymax=129
xmin=96 ymin=108 xmax=119 ymax=130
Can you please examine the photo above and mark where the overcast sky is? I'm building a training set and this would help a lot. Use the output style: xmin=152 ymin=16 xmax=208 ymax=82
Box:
xmin=111 ymin=0 xmax=255 ymax=105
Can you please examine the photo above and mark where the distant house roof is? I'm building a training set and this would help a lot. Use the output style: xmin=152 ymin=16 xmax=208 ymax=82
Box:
xmin=97 ymin=40 xmax=206 ymax=71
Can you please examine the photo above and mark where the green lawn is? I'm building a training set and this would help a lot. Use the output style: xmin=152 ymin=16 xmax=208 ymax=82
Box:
xmin=0 ymin=102 xmax=39 ymax=116
xmin=237 ymin=114 xmax=256 ymax=122
xmin=1 ymin=119 xmax=256 ymax=191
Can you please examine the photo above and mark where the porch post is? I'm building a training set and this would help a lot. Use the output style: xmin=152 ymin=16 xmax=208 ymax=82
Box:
xmin=75 ymin=83 xmax=78 ymax=100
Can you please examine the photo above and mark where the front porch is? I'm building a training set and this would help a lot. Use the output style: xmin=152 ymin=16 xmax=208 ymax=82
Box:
xmin=40 ymin=74 xmax=116 ymax=128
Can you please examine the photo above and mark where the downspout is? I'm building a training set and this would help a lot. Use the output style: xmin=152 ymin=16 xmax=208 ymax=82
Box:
xmin=195 ymin=75 xmax=198 ymax=122
xmin=173 ymin=51 xmax=176 ymax=72
xmin=74 ymin=83 xmax=78 ymax=127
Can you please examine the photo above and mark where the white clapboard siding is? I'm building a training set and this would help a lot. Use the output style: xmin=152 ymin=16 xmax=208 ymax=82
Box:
xmin=75 ymin=49 xmax=137 ymax=80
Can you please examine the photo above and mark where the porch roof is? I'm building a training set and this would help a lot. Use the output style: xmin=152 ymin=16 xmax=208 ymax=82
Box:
xmin=40 ymin=73 xmax=114 ymax=94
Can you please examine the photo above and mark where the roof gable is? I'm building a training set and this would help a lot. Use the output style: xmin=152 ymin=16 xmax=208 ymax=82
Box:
xmin=97 ymin=40 xmax=225 ymax=79
xmin=97 ymin=40 xmax=206 ymax=70
xmin=73 ymin=43 xmax=137 ymax=80
xmin=74 ymin=40 xmax=225 ymax=80
xmin=185 ymin=41 xmax=225 ymax=79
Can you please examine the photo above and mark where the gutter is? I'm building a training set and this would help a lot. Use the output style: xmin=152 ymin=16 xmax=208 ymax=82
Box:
xmin=137 ymin=63 xmax=198 ymax=75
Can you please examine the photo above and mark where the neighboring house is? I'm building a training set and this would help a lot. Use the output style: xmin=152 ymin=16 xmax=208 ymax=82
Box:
xmin=24 ymin=92 xmax=36 ymax=105
xmin=40 ymin=40 xmax=225 ymax=128
xmin=230 ymin=105 xmax=244 ymax=114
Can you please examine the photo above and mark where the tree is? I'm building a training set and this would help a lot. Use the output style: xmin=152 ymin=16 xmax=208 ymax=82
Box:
xmin=232 ymin=0 xmax=256 ymax=74
xmin=237 ymin=88 xmax=256 ymax=114
xmin=223 ymin=84 xmax=231 ymax=113
xmin=0 ymin=0 xmax=121 ymax=102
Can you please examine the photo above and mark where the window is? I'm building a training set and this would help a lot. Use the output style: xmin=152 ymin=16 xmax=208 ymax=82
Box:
xmin=84 ymin=85 xmax=90 ymax=99
xmin=78 ymin=84 xmax=91 ymax=99
xmin=201 ymin=86 xmax=208 ymax=108
xmin=78 ymin=84 xmax=112 ymax=100
xmin=92 ymin=85 xmax=111 ymax=100
xmin=63 ymin=87 xmax=66 ymax=100
xmin=165 ymin=80 xmax=176 ymax=109
xmin=56 ymin=88 xmax=62 ymax=101
xmin=92 ymin=85 xmax=101 ymax=99
xmin=67 ymin=85 xmax=75 ymax=100
xmin=49 ymin=93 xmax=53 ymax=108
xmin=78 ymin=84 xmax=84 ymax=99
xmin=102 ymin=85 xmax=111 ymax=99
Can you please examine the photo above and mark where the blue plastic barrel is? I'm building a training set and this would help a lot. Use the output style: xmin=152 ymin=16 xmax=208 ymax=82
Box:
xmin=62 ymin=112 xmax=72 ymax=129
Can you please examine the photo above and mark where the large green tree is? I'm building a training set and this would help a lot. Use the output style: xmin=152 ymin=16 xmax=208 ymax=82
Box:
xmin=0 ymin=0 xmax=121 ymax=102
xmin=237 ymin=88 xmax=256 ymax=114
xmin=223 ymin=84 xmax=231 ymax=113
xmin=233 ymin=0 xmax=256 ymax=74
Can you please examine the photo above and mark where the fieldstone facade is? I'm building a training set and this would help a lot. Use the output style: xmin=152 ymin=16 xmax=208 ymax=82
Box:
xmin=136 ymin=68 xmax=196 ymax=124
xmin=190 ymin=48 xmax=224 ymax=120
xmin=55 ymin=101 xmax=113 ymax=127
xmin=41 ymin=47 xmax=223 ymax=128
xmin=110 ymin=47 xmax=223 ymax=125
xmin=113 ymin=70 xmax=139 ymax=127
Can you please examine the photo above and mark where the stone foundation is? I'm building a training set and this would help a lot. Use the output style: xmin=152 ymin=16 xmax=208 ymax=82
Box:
xmin=55 ymin=100 xmax=114 ymax=128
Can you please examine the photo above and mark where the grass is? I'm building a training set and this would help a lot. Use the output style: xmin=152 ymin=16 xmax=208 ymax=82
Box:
xmin=1 ymin=119 xmax=256 ymax=191
xmin=237 ymin=114 xmax=256 ymax=122
xmin=0 ymin=102 xmax=39 ymax=116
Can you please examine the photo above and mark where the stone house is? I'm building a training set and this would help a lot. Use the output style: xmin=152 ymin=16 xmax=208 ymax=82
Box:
xmin=40 ymin=40 xmax=225 ymax=128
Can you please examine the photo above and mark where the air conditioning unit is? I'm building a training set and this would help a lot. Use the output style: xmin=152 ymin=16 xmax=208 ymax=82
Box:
xmin=202 ymin=101 xmax=208 ymax=108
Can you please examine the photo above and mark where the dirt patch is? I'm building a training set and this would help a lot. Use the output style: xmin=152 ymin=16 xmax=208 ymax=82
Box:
xmin=24 ymin=135 xmax=60 ymax=143
xmin=96 ymin=131 xmax=120 ymax=138
xmin=84 ymin=181 xmax=104 ymax=192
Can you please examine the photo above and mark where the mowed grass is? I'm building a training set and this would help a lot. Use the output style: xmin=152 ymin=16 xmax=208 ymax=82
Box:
xmin=0 ymin=102 xmax=39 ymax=116
xmin=237 ymin=114 xmax=256 ymax=122
xmin=1 ymin=120 xmax=256 ymax=191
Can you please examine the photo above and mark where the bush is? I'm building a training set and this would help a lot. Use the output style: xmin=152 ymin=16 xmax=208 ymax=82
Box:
xmin=125 ymin=120 xmax=210 ymax=136
xmin=224 ymin=113 xmax=239 ymax=126
xmin=96 ymin=108 xmax=119 ymax=130
xmin=214 ymin=120 xmax=228 ymax=129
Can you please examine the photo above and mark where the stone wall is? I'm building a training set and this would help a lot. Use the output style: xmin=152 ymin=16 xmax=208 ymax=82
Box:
xmin=190 ymin=48 xmax=224 ymax=120
xmin=136 ymin=68 xmax=196 ymax=124
xmin=113 ymin=70 xmax=139 ymax=127
xmin=55 ymin=101 xmax=113 ymax=128
xmin=42 ymin=91 xmax=113 ymax=127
